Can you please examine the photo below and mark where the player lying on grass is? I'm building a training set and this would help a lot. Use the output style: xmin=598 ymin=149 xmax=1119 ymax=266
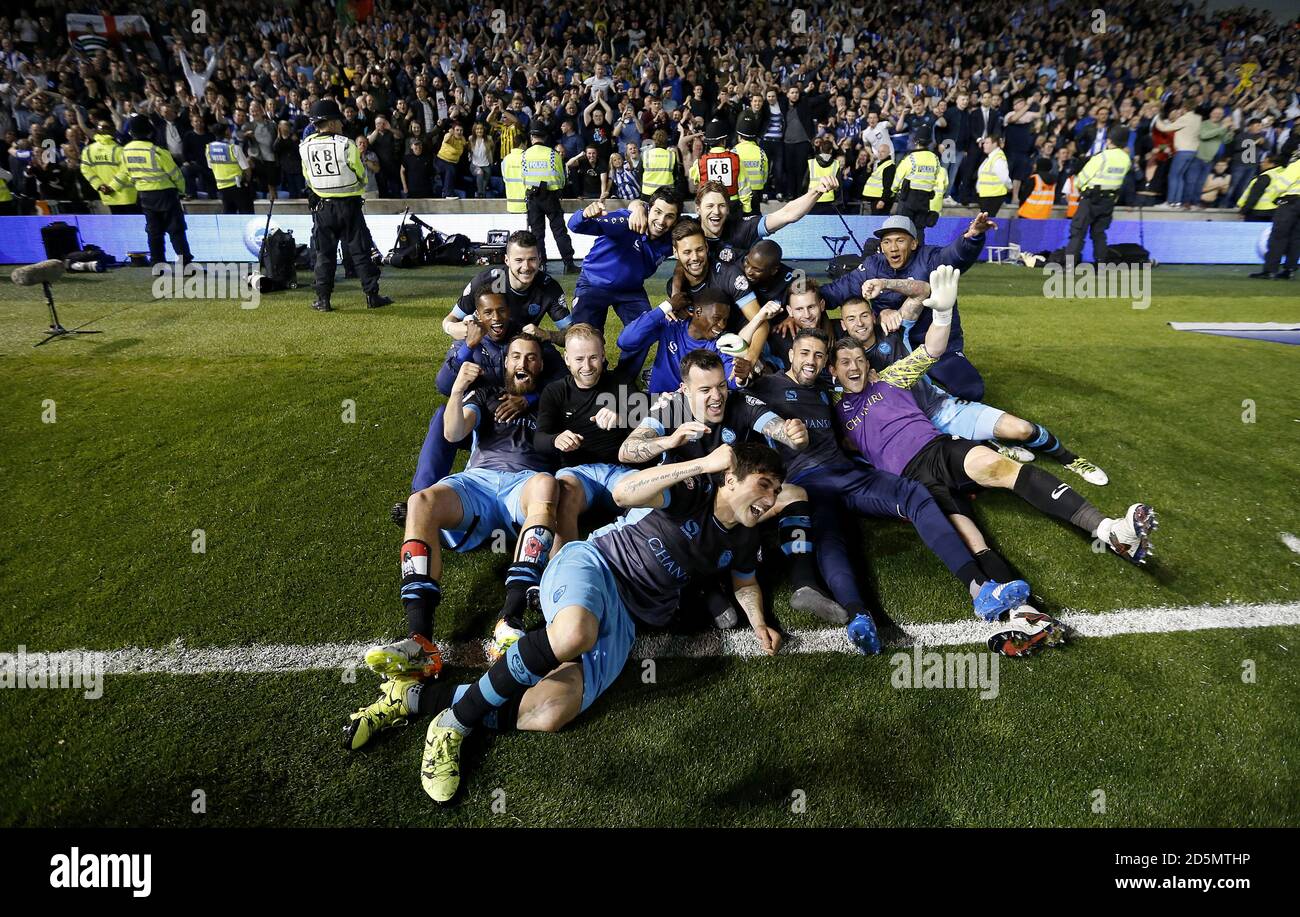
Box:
xmin=665 ymin=216 xmax=768 ymax=364
xmin=619 ymin=348 xmax=847 ymax=624
xmin=819 ymin=214 xmax=992 ymax=400
xmin=346 ymin=443 xmax=789 ymax=803
xmin=721 ymin=328 xmax=1036 ymax=649
xmin=565 ymin=189 xmax=681 ymax=382
xmin=837 ymin=295 xmax=1109 ymax=485
xmin=617 ymin=288 xmax=779 ymax=395
xmin=353 ymin=338 xmax=566 ymax=738
xmin=831 ymin=266 xmax=1158 ymax=654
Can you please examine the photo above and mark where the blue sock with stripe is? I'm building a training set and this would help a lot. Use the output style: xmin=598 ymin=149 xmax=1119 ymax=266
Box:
xmin=1023 ymin=424 xmax=1076 ymax=464
xmin=501 ymin=524 xmax=553 ymax=628
xmin=779 ymin=501 xmax=818 ymax=591
xmin=448 ymin=630 xmax=559 ymax=733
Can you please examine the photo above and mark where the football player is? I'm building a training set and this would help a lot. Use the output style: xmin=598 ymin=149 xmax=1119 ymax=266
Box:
xmin=839 ymin=295 xmax=1108 ymax=485
xmin=415 ymin=443 xmax=789 ymax=803
xmin=347 ymin=335 xmax=568 ymax=748
xmin=831 ymin=267 xmax=1158 ymax=653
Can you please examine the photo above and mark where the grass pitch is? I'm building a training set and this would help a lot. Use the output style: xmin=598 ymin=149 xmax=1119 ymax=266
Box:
xmin=0 ymin=259 xmax=1297 ymax=827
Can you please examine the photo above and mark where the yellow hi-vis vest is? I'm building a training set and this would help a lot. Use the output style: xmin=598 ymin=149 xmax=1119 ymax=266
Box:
xmin=300 ymin=132 xmax=366 ymax=198
xmin=976 ymin=147 xmax=1010 ymax=197
xmin=0 ymin=174 xmax=10 ymax=202
xmin=81 ymin=134 xmax=137 ymax=205
xmin=734 ymin=139 xmax=768 ymax=191
xmin=808 ymin=157 xmax=840 ymax=202
xmin=1269 ymin=158 xmax=1300 ymax=199
xmin=862 ymin=159 xmax=891 ymax=199
xmin=522 ymin=143 xmax=564 ymax=191
xmin=1238 ymin=167 xmax=1282 ymax=211
xmin=930 ymin=163 xmax=948 ymax=214
xmin=641 ymin=146 xmax=677 ymax=194
xmin=205 ymin=140 xmax=247 ymax=190
xmin=892 ymin=149 xmax=940 ymax=193
xmin=1017 ymin=174 xmax=1056 ymax=218
xmin=502 ymin=147 xmax=526 ymax=213
xmin=1076 ymin=147 xmax=1131 ymax=193
xmin=113 ymin=140 xmax=184 ymax=193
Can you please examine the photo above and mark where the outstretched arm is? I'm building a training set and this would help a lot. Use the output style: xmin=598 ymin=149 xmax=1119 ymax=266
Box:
xmin=612 ymin=445 xmax=734 ymax=509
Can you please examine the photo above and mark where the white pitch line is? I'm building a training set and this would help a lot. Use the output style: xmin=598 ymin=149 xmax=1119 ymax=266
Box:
xmin=28 ymin=601 xmax=1300 ymax=676
xmin=1281 ymin=533 xmax=1300 ymax=555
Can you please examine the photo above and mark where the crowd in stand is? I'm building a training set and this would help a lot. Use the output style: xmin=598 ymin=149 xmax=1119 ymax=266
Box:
xmin=0 ymin=0 xmax=1296 ymax=214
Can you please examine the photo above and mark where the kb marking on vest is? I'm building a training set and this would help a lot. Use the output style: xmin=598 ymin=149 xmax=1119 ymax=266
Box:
xmin=310 ymin=146 xmax=341 ymax=176
xmin=706 ymin=158 xmax=735 ymax=184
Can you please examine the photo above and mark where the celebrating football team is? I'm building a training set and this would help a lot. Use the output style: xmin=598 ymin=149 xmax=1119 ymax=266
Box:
xmin=339 ymin=187 xmax=1159 ymax=803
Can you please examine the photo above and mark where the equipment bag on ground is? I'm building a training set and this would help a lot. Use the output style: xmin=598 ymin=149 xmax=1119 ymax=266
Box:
xmin=41 ymin=221 xmax=82 ymax=261
xmin=385 ymin=220 xmax=426 ymax=268
xmin=258 ymin=228 xmax=299 ymax=291
xmin=426 ymin=231 xmax=474 ymax=266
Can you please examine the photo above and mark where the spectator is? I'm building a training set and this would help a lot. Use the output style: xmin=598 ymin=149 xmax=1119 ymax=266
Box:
xmin=466 ymin=121 xmax=495 ymax=198
xmin=402 ymin=137 xmax=435 ymax=198
xmin=1200 ymin=158 xmax=1231 ymax=209
xmin=567 ymin=143 xmax=609 ymax=200
xmin=435 ymin=120 xmax=466 ymax=199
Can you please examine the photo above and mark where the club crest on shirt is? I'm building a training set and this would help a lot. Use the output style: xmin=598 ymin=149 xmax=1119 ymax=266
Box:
xmin=719 ymin=247 xmax=735 ymax=262
xmin=527 ymin=302 xmax=542 ymax=316
xmin=717 ymin=549 xmax=733 ymax=569
xmin=721 ymin=427 xmax=736 ymax=444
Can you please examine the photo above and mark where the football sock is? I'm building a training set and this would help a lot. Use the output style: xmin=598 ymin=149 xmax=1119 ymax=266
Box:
xmin=400 ymin=539 xmax=441 ymax=638
xmin=1025 ymin=423 xmax=1077 ymax=465
xmin=975 ymin=548 xmax=1018 ymax=584
xmin=448 ymin=629 xmax=560 ymax=734
xmin=502 ymin=524 xmax=554 ymax=628
xmin=1011 ymin=465 xmax=1098 ymax=532
xmin=779 ymin=502 xmax=819 ymax=590
xmin=409 ymin=682 xmax=521 ymax=730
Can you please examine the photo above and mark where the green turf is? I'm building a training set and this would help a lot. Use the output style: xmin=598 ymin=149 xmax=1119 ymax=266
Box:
xmin=0 ymin=261 xmax=1297 ymax=826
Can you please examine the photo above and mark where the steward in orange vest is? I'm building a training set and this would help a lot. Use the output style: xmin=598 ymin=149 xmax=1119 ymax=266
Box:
xmin=1017 ymin=158 xmax=1057 ymax=219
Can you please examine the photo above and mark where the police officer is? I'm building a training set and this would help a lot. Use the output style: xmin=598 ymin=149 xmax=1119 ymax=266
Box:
xmin=522 ymin=124 xmax=577 ymax=274
xmin=1237 ymin=154 xmax=1282 ymax=223
xmin=1250 ymin=152 xmax=1300 ymax=280
xmin=81 ymin=121 xmax=139 ymax=214
xmin=501 ymin=143 xmax=526 ymax=214
xmin=206 ymin=123 xmax=253 ymax=214
xmin=300 ymin=99 xmax=392 ymax=312
xmin=690 ymin=119 xmax=751 ymax=212
xmin=892 ymin=138 xmax=942 ymax=241
xmin=733 ymin=111 xmax=768 ymax=214
xmin=107 ymin=115 xmax=193 ymax=265
xmin=1065 ymin=126 xmax=1132 ymax=264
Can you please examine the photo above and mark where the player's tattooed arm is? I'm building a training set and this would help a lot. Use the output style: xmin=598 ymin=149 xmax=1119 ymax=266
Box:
xmin=897 ymin=294 xmax=927 ymax=322
xmin=618 ymin=419 xmax=712 ymax=464
xmin=521 ymin=322 xmax=564 ymax=345
xmin=613 ymin=445 xmax=733 ymax=508
xmin=761 ymin=416 xmax=809 ymax=450
xmin=862 ymin=277 xmax=932 ymax=301
xmin=733 ymin=578 xmax=782 ymax=656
